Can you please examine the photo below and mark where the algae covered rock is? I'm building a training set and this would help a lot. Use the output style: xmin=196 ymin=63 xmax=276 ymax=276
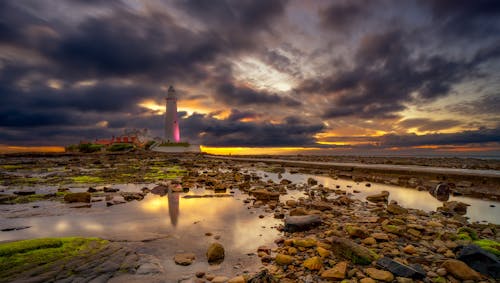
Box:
xmin=63 ymin=192 xmax=91 ymax=203
xmin=328 ymin=236 xmax=378 ymax=265
xmin=206 ymin=242 xmax=225 ymax=264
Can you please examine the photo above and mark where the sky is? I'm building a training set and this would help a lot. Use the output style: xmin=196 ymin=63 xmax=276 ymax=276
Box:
xmin=1 ymin=0 xmax=499 ymax=155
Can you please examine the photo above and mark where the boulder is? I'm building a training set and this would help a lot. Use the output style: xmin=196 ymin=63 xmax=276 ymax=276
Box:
xmin=250 ymin=189 xmax=280 ymax=201
xmin=293 ymin=238 xmax=317 ymax=248
xmin=173 ymin=253 xmax=195 ymax=266
xmin=227 ymin=276 xmax=245 ymax=283
xmin=387 ymin=203 xmax=408 ymax=215
xmin=365 ymin=268 xmax=394 ymax=282
xmin=151 ymin=185 xmax=168 ymax=196
xmin=284 ymin=215 xmax=322 ymax=232
xmin=103 ymin=187 xmax=119 ymax=193
xmin=366 ymin=191 xmax=389 ymax=203
xmin=437 ymin=201 xmax=469 ymax=215
xmin=457 ymin=244 xmax=500 ymax=279
xmin=376 ymin=257 xmax=425 ymax=279
xmin=64 ymin=192 xmax=91 ymax=203
xmin=307 ymin=178 xmax=318 ymax=186
xmin=275 ymin=253 xmax=294 ymax=265
xmin=310 ymin=201 xmax=333 ymax=211
xmin=328 ymin=236 xmax=378 ymax=265
xmin=303 ymin=256 xmax=322 ymax=270
xmin=289 ymin=207 xmax=308 ymax=216
xmin=321 ymin=261 xmax=348 ymax=280
xmin=346 ymin=225 xmax=368 ymax=238
xmin=247 ymin=270 xmax=278 ymax=283
xmin=206 ymin=242 xmax=225 ymax=264
xmin=441 ymin=259 xmax=481 ymax=280
xmin=121 ymin=192 xmax=145 ymax=201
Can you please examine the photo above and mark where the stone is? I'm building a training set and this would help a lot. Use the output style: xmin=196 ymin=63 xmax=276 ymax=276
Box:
xmin=362 ymin=237 xmax=377 ymax=245
xmin=121 ymin=192 xmax=145 ymax=201
xmin=285 ymin=200 xmax=297 ymax=207
xmin=403 ymin=245 xmax=417 ymax=254
xmin=103 ymin=187 xmax=119 ymax=193
xmin=307 ymin=178 xmax=318 ymax=186
xmin=396 ymin=277 xmax=414 ymax=283
xmin=227 ymin=276 xmax=245 ymax=283
xmin=64 ymin=192 xmax=91 ymax=203
xmin=441 ymin=259 xmax=481 ymax=280
xmin=365 ymin=268 xmax=394 ymax=282
xmin=360 ymin=278 xmax=376 ymax=283
xmin=382 ymin=224 xmax=405 ymax=235
xmin=328 ymin=236 xmax=378 ymax=265
xmin=293 ymin=238 xmax=317 ymax=248
xmin=275 ymin=253 xmax=294 ymax=265
xmin=437 ymin=201 xmax=469 ymax=215
xmin=250 ymin=189 xmax=280 ymax=201
xmin=310 ymin=201 xmax=333 ymax=211
xmin=303 ymin=256 xmax=323 ymax=270
xmin=317 ymin=246 xmax=331 ymax=258
xmin=366 ymin=191 xmax=389 ymax=203
xmin=371 ymin=233 xmax=389 ymax=241
xmin=346 ymin=225 xmax=368 ymax=238
xmin=284 ymin=215 xmax=322 ymax=232
xmin=321 ymin=261 xmax=348 ymax=280
xmin=151 ymin=185 xmax=168 ymax=196
xmin=212 ymin=276 xmax=229 ymax=283
xmin=207 ymin=243 xmax=225 ymax=264
xmin=387 ymin=203 xmax=408 ymax=215
xmin=173 ymin=253 xmax=196 ymax=266
xmin=376 ymin=257 xmax=425 ymax=279
xmin=289 ymin=207 xmax=308 ymax=216
xmin=457 ymin=244 xmax=500 ymax=278
xmin=247 ymin=270 xmax=278 ymax=283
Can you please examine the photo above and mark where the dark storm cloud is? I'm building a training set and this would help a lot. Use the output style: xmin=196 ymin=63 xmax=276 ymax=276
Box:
xmin=319 ymin=0 xmax=372 ymax=31
xmin=379 ymin=127 xmax=500 ymax=147
xmin=449 ymin=94 xmax=500 ymax=116
xmin=299 ymin=30 xmax=499 ymax=119
xmin=397 ymin=118 xmax=461 ymax=132
xmin=215 ymin=83 xmax=301 ymax=107
xmin=181 ymin=113 xmax=324 ymax=146
xmin=425 ymin=0 xmax=500 ymax=39
xmin=227 ymin=109 xmax=258 ymax=122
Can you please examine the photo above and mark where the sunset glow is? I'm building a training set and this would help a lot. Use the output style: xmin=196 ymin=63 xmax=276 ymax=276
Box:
xmin=0 ymin=0 xmax=498 ymax=156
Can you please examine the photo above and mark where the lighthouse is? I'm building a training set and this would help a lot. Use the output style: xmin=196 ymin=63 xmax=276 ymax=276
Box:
xmin=165 ymin=85 xmax=180 ymax=142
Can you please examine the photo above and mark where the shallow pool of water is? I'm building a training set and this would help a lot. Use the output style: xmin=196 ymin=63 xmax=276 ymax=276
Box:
xmin=251 ymin=169 xmax=500 ymax=224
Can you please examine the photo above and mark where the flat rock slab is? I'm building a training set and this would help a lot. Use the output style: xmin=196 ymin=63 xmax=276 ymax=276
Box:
xmin=376 ymin=257 xmax=425 ymax=279
xmin=1 ymin=242 xmax=164 ymax=283
xmin=284 ymin=215 xmax=322 ymax=232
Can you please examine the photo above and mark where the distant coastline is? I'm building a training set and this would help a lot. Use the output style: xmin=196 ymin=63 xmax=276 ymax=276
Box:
xmin=1 ymin=144 xmax=499 ymax=159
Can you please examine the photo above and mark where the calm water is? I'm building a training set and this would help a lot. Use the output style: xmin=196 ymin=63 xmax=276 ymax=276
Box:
xmin=249 ymin=169 xmax=500 ymax=224
xmin=1 ymin=169 xmax=499 ymax=280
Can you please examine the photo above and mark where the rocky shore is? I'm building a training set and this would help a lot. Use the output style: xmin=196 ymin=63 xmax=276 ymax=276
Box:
xmin=0 ymin=152 xmax=499 ymax=282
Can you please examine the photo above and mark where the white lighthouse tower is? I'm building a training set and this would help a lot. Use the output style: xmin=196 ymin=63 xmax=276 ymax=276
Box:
xmin=165 ymin=85 xmax=180 ymax=143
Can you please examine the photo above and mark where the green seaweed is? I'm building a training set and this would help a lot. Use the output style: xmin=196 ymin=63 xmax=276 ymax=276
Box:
xmin=457 ymin=227 xmax=478 ymax=241
xmin=0 ymin=237 xmax=108 ymax=278
xmin=473 ymin=239 xmax=500 ymax=256
xmin=70 ymin=176 xmax=103 ymax=183
xmin=0 ymin=165 xmax=24 ymax=170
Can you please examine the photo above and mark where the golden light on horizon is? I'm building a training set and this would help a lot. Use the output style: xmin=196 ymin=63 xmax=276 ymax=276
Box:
xmin=200 ymin=145 xmax=326 ymax=155
xmin=0 ymin=145 xmax=65 ymax=153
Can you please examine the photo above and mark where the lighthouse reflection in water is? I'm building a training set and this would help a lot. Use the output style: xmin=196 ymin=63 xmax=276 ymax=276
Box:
xmin=167 ymin=189 xmax=179 ymax=226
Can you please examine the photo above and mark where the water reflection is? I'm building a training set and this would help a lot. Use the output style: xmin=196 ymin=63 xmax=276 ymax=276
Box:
xmin=251 ymin=169 xmax=500 ymax=224
xmin=168 ymin=191 xmax=180 ymax=226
